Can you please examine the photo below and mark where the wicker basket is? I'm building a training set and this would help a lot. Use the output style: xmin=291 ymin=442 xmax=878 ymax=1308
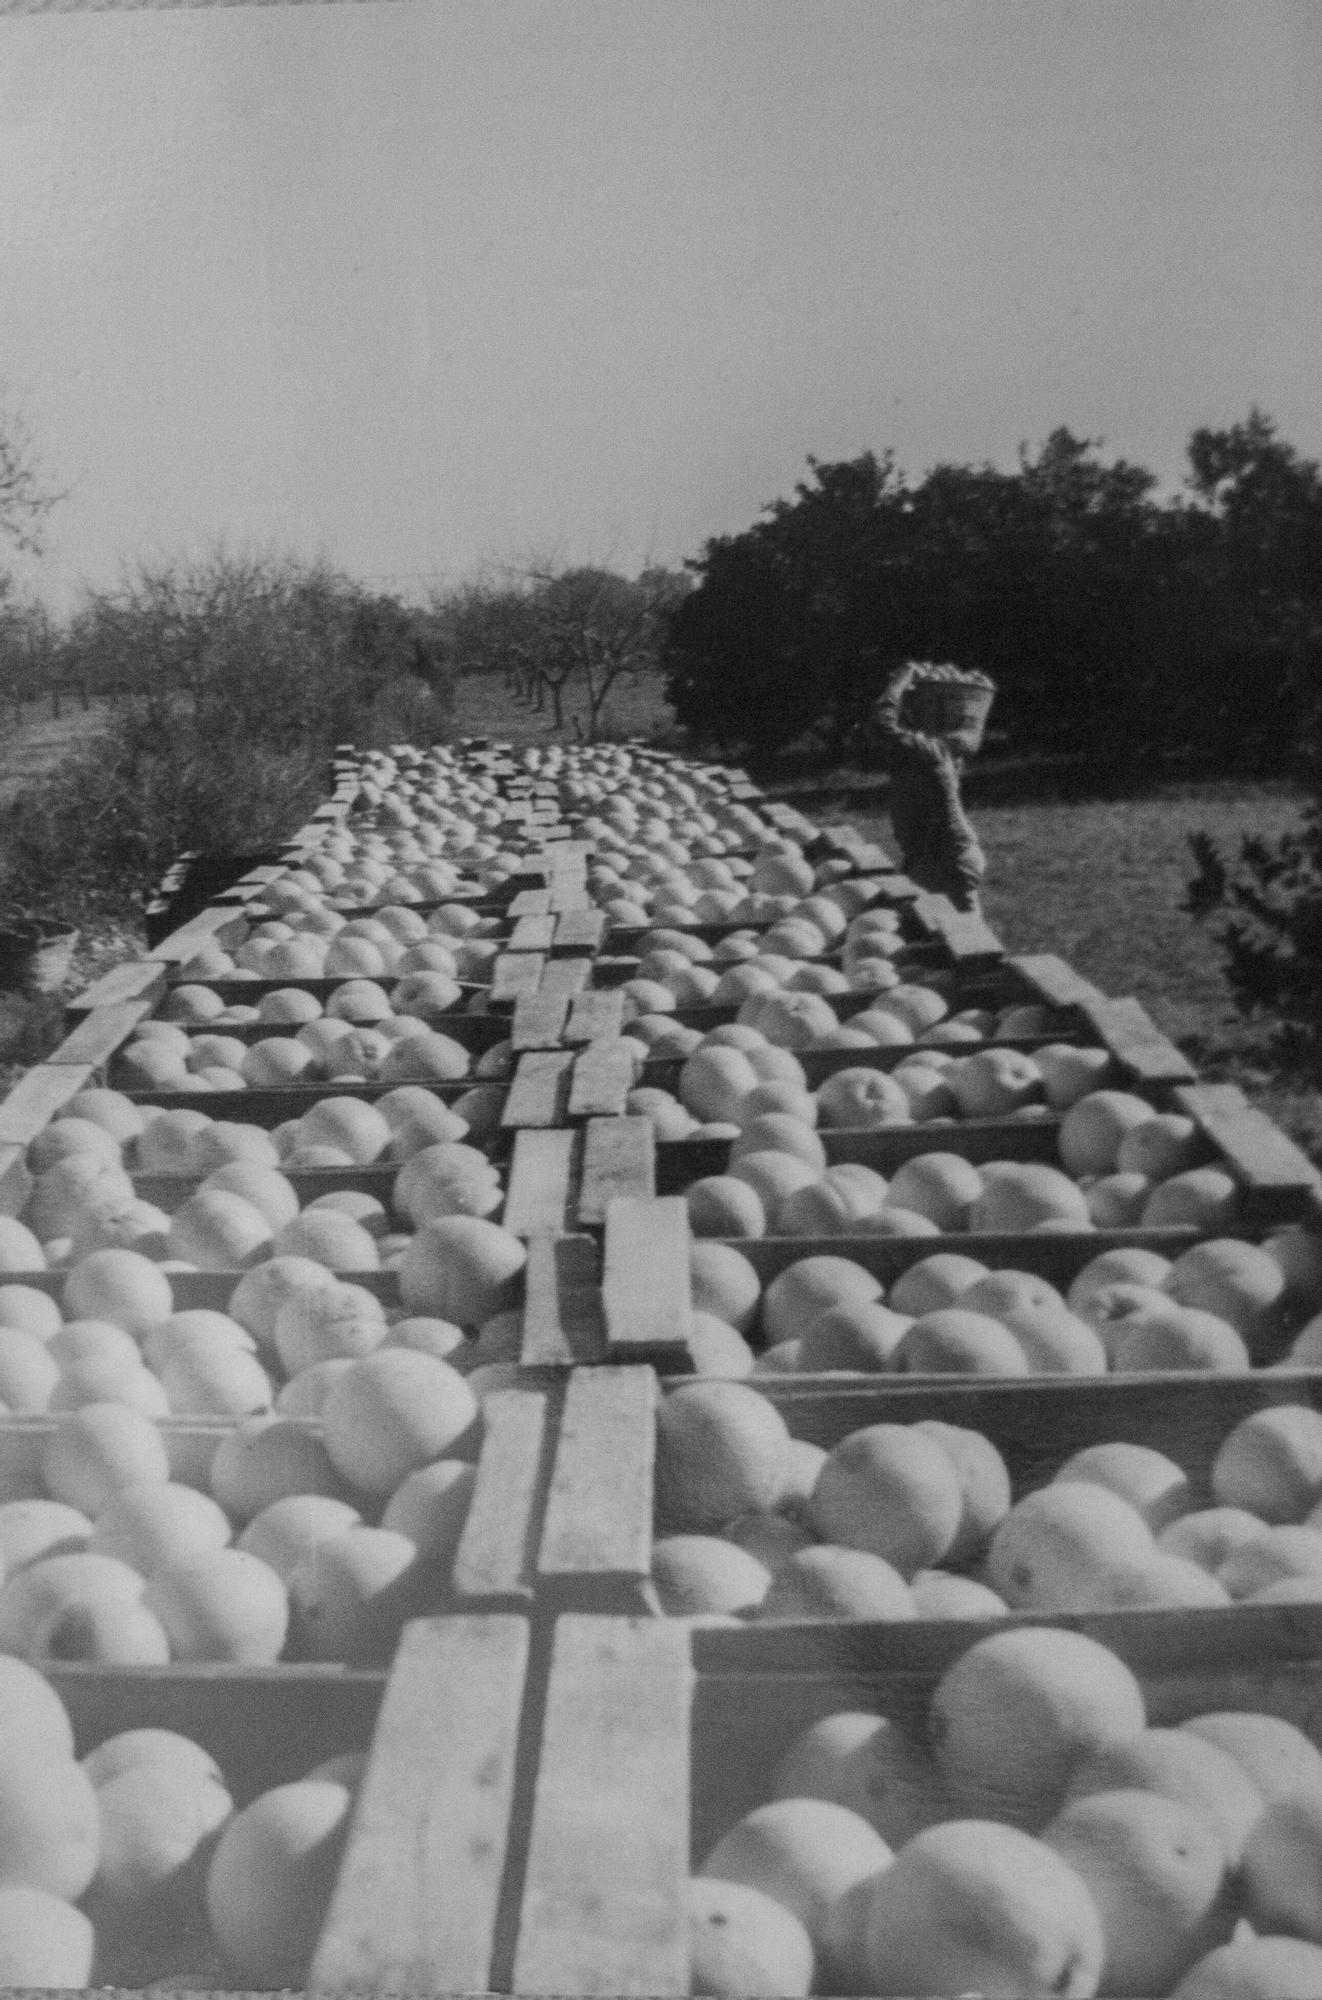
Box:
xmin=0 ymin=918 xmax=80 ymax=996
xmin=902 ymin=670 xmax=996 ymax=754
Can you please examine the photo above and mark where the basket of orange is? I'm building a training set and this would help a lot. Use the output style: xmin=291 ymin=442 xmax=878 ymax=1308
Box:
xmin=901 ymin=663 xmax=997 ymax=755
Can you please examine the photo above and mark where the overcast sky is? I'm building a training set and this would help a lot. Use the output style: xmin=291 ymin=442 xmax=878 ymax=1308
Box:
xmin=0 ymin=0 xmax=1318 ymax=608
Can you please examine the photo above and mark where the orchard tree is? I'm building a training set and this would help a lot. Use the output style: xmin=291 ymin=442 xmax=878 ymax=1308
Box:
xmin=436 ymin=563 xmax=687 ymax=738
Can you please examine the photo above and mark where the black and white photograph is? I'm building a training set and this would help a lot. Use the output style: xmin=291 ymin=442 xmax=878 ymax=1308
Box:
xmin=0 ymin=1 xmax=1320 ymax=1993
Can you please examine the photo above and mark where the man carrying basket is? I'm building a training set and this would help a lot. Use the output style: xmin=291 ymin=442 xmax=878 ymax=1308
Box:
xmin=869 ymin=660 xmax=995 ymax=915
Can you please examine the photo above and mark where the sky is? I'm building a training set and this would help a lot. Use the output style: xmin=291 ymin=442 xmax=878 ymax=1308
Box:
xmin=0 ymin=0 xmax=1319 ymax=610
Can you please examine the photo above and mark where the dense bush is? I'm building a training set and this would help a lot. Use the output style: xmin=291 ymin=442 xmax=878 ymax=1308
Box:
xmin=1187 ymin=766 xmax=1322 ymax=1067
xmin=0 ymin=552 xmax=453 ymax=926
xmin=665 ymin=412 xmax=1322 ymax=775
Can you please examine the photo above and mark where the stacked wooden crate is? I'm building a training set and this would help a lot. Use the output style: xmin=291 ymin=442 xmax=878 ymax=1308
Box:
xmin=1 ymin=735 xmax=1321 ymax=1993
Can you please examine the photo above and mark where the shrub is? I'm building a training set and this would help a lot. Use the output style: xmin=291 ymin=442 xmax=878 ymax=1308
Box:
xmin=0 ymin=552 xmax=453 ymax=928
xmin=1186 ymin=769 xmax=1322 ymax=1065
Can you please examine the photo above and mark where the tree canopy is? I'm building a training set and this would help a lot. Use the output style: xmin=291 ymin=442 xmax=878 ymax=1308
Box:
xmin=664 ymin=413 xmax=1322 ymax=774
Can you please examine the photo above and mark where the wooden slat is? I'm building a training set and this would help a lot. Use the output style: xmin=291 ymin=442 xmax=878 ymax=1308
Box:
xmin=0 ymin=1145 xmax=32 ymax=1219
xmin=66 ymin=960 xmax=169 ymax=1014
xmin=1175 ymin=1082 xmax=1322 ymax=1222
xmin=511 ymin=993 xmax=571 ymax=1053
xmin=578 ymin=1116 xmax=657 ymax=1227
xmin=540 ymin=956 xmax=592 ymax=1001
xmin=553 ymin=909 xmax=607 ymax=954
xmin=309 ymin=1616 xmax=529 ymax=1996
xmin=490 ymin=953 xmax=546 ymax=1008
xmin=538 ymin=1366 xmax=657 ymax=1596
xmin=547 ymin=879 xmax=591 ymax=914
xmin=508 ymin=888 xmax=553 ymax=918
xmin=48 ymin=1001 xmax=154 ymax=1068
xmin=502 ymin=1051 xmax=577 ymax=1129
xmin=934 ymin=908 xmax=1005 ymax=965
xmin=909 ymin=891 xmax=948 ymax=936
xmin=513 ymin=1616 xmax=690 ymax=1997
xmin=1080 ymin=994 xmax=1198 ymax=1085
xmin=568 ymin=1044 xmax=634 ymax=1119
xmin=564 ymin=989 xmax=626 ymax=1047
xmin=148 ymin=907 xmax=249 ymax=962
xmin=520 ymin=1234 xmax=607 ymax=1367
xmin=1009 ymin=952 xmax=1106 ymax=1009
xmin=451 ymin=1385 xmax=556 ymax=1602
xmin=509 ymin=914 xmax=558 ymax=954
xmin=0 ymin=1063 xmax=97 ymax=1146
xmin=504 ymin=1128 xmax=579 ymax=1236
xmin=873 ymin=870 xmax=920 ymax=901
xmin=601 ymin=1196 xmax=692 ymax=1366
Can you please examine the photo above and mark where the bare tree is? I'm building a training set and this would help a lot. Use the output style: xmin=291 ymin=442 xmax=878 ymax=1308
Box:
xmin=0 ymin=393 xmax=62 ymax=559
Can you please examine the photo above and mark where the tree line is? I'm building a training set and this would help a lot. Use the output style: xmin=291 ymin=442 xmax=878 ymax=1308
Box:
xmin=663 ymin=411 xmax=1322 ymax=777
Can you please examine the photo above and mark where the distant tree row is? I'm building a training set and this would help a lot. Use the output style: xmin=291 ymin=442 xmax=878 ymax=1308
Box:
xmin=0 ymin=551 xmax=454 ymax=924
xmin=663 ymin=412 xmax=1322 ymax=775
xmin=429 ymin=563 xmax=690 ymax=741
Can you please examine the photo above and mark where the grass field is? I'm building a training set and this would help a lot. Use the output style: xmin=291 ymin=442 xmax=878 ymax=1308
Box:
xmin=448 ymin=668 xmax=679 ymax=749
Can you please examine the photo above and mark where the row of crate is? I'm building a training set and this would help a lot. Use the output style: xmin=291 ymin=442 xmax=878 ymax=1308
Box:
xmin=3 ymin=736 xmax=1322 ymax=1993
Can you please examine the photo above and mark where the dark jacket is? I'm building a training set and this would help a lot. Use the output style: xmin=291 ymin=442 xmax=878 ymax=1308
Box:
xmin=870 ymin=680 xmax=986 ymax=910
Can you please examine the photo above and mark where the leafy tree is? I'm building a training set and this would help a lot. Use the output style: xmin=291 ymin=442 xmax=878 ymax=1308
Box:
xmin=664 ymin=417 xmax=1322 ymax=774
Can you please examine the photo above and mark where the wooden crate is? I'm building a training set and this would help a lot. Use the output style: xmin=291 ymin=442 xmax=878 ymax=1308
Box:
xmin=514 ymin=1192 xmax=1252 ymax=1370
xmin=651 ymin=1088 xmax=1314 ymax=1230
xmin=0 ymin=1385 xmax=566 ymax=1611
xmin=532 ymin=1364 xmax=1322 ymax=1620
xmin=511 ymin=1604 xmax=1322 ymax=1994
xmin=41 ymin=1616 xmax=532 ymax=1995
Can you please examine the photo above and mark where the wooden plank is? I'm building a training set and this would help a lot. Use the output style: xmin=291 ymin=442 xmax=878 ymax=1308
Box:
xmin=909 ymin=891 xmax=948 ymax=936
xmin=309 ymin=1616 xmax=529 ymax=1997
xmin=490 ymin=953 xmax=546 ymax=1008
xmin=552 ymin=910 xmax=607 ymax=953
xmin=451 ymin=1385 xmax=556 ymax=1602
xmin=547 ymin=879 xmax=591 ymax=914
xmin=0 ymin=1145 xmax=32 ymax=1219
xmin=47 ymin=1001 xmax=154 ymax=1068
xmin=1176 ymin=1082 xmax=1322 ymax=1223
xmin=502 ymin=1051 xmax=576 ymax=1129
xmin=0 ymin=1063 xmax=96 ymax=1146
xmin=539 ymin=1366 xmax=658 ymax=1596
xmin=1080 ymin=994 xmax=1198 ymax=1085
xmin=934 ymin=908 xmax=1005 ymax=965
xmin=66 ymin=959 xmax=169 ymax=1014
xmin=511 ymin=992 xmax=571 ymax=1053
xmin=149 ymin=906 xmax=249 ymax=963
xmin=601 ymin=1196 xmax=693 ymax=1367
xmin=504 ymin=1128 xmax=578 ymax=1235
xmin=520 ymin=1234 xmax=607 ymax=1367
xmin=564 ymin=988 xmax=626 ymax=1047
xmin=578 ymin=1116 xmax=657 ymax=1227
xmin=509 ymin=914 xmax=558 ymax=954
xmin=568 ymin=1043 xmax=634 ymax=1120
xmin=540 ymin=956 xmax=592 ymax=1001
xmin=508 ymin=888 xmax=553 ymax=918
xmin=513 ymin=1615 xmax=690 ymax=1997
xmin=1009 ymin=952 xmax=1106 ymax=1009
